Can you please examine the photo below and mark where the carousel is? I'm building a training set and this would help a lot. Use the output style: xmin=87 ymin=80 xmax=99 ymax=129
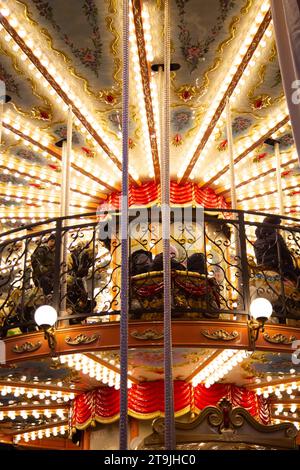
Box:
xmin=0 ymin=0 xmax=299 ymax=451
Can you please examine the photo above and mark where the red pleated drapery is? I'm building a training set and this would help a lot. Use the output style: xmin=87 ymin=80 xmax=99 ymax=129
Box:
xmin=100 ymin=181 xmax=229 ymax=210
xmin=71 ymin=381 xmax=270 ymax=430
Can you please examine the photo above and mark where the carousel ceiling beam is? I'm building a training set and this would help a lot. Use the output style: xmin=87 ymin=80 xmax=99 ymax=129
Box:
xmin=0 ymin=404 xmax=70 ymax=412
xmin=84 ymin=353 xmax=140 ymax=385
xmin=0 ymin=154 xmax=102 ymax=198
xmin=271 ymin=400 xmax=300 ymax=406
xmin=217 ymin=157 xmax=298 ymax=196
xmin=9 ymin=419 xmax=68 ymax=436
xmin=237 ymin=182 xmax=300 ymax=204
xmin=179 ymin=7 xmax=272 ymax=184
xmin=271 ymin=415 xmax=300 ymax=425
xmin=0 ymin=190 xmax=93 ymax=212
xmin=0 ymin=13 xmax=140 ymax=186
xmin=0 ymin=380 xmax=81 ymax=394
xmin=0 ymin=156 xmax=105 ymax=201
xmin=202 ymin=115 xmax=289 ymax=190
xmin=247 ymin=376 xmax=300 ymax=391
xmin=131 ymin=0 xmax=160 ymax=182
xmin=2 ymin=122 xmax=117 ymax=193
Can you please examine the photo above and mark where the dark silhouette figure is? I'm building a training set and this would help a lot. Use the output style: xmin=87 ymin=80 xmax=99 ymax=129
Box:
xmin=187 ymin=252 xmax=207 ymax=275
xmin=254 ymin=215 xmax=300 ymax=282
xmin=130 ymin=250 xmax=153 ymax=275
xmin=31 ymin=234 xmax=56 ymax=295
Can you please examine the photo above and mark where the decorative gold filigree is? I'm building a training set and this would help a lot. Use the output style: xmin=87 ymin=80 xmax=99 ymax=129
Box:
xmin=240 ymin=0 xmax=253 ymax=15
xmin=130 ymin=329 xmax=164 ymax=340
xmin=248 ymin=44 xmax=282 ymax=110
xmin=268 ymin=41 xmax=277 ymax=63
xmin=65 ymin=334 xmax=99 ymax=346
xmin=217 ymin=16 xmax=239 ymax=55
xmin=12 ymin=341 xmax=42 ymax=353
xmin=201 ymin=329 xmax=239 ymax=341
xmin=263 ymin=333 xmax=296 ymax=345
xmin=105 ymin=16 xmax=122 ymax=88
xmin=105 ymin=0 xmax=118 ymax=14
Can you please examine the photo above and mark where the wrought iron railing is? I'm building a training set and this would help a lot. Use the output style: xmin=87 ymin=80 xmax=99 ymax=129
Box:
xmin=0 ymin=208 xmax=299 ymax=336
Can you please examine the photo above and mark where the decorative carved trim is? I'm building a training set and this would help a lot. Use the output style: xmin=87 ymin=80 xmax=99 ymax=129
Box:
xmin=201 ymin=329 xmax=239 ymax=341
xmin=131 ymin=329 xmax=164 ymax=340
xmin=65 ymin=334 xmax=99 ymax=346
xmin=263 ymin=333 xmax=296 ymax=345
xmin=12 ymin=341 xmax=42 ymax=354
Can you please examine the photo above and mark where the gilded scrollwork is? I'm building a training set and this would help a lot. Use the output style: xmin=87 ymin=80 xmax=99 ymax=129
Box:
xmin=12 ymin=341 xmax=42 ymax=353
xmin=263 ymin=333 xmax=296 ymax=345
xmin=65 ymin=333 xmax=99 ymax=346
xmin=201 ymin=329 xmax=239 ymax=341
xmin=130 ymin=329 xmax=164 ymax=340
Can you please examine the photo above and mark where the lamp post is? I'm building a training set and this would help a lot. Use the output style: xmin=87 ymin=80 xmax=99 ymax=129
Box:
xmin=248 ymin=297 xmax=273 ymax=345
xmin=34 ymin=305 xmax=58 ymax=352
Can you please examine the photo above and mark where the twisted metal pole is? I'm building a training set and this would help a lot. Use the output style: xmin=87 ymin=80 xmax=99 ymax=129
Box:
xmin=162 ymin=0 xmax=175 ymax=450
xmin=119 ymin=0 xmax=130 ymax=451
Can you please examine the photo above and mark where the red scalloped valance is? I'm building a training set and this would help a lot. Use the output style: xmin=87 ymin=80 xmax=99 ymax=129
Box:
xmin=71 ymin=381 xmax=269 ymax=430
xmin=102 ymin=181 xmax=229 ymax=209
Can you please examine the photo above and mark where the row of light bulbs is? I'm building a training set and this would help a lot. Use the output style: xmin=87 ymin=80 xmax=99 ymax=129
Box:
xmin=129 ymin=4 xmax=155 ymax=179
xmin=201 ymin=109 xmax=288 ymax=188
xmin=192 ymin=20 xmax=275 ymax=182
xmin=2 ymin=116 xmax=108 ymax=195
xmin=0 ymin=408 xmax=66 ymax=421
xmin=256 ymin=381 xmax=300 ymax=399
xmin=0 ymin=3 xmax=141 ymax=182
xmin=274 ymin=404 xmax=299 ymax=414
xmin=0 ymin=4 xmax=123 ymax=171
xmin=0 ymin=385 xmax=75 ymax=402
xmin=60 ymin=354 xmax=133 ymax=390
xmin=13 ymin=425 xmax=69 ymax=443
xmin=192 ymin=350 xmax=250 ymax=388
xmin=178 ymin=0 xmax=271 ymax=179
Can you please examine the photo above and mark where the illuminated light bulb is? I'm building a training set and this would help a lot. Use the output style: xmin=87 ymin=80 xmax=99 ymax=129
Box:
xmin=1 ymin=7 xmax=10 ymax=16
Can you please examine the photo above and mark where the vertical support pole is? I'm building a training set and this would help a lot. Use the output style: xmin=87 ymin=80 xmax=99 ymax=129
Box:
xmin=119 ymin=0 xmax=129 ymax=451
xmin=60 ymin=106 xmax=72 ymax=320
xmin=162 ymin=0 xmax=175 ymax=450
xmin=275 ymin=142 xmax=284 ymax=216
xmin=226 ymin=97 xmax=237 ymax=210
xmin=226 ymin=98 xmax=242 ymax=316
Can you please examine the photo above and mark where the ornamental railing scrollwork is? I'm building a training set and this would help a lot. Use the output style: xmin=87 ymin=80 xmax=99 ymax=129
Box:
xmin=0 ymin=208 xmax=299 ymax=337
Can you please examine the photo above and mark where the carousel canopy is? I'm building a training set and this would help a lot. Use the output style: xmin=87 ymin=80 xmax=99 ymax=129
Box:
xmin=0 ymin=0 xmax=297 ymax=231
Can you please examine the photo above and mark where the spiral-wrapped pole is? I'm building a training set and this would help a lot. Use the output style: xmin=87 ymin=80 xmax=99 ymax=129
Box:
xmin=162 ymin=0 xmax=176 ymax=450
xmin=119 ymin=0 xmax=129 ymax=451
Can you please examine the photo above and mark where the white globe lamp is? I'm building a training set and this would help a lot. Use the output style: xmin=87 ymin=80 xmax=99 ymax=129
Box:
xmin=250 ymin=298 xmax=273 ymax=322
xmin=34 ymin=305 xmax=57 ymax=328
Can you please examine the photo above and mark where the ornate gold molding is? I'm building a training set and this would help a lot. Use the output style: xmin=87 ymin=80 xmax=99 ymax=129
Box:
xmin=131 ymin=329 xmax=164 ymax=340
xmin=12 ymin=341 xmax=42 ymax=354
xmin=65 ymin=334 xmax=99 ymax=346
xmin=201 ymin=329 xmax=239 ymax=341
xmin=263 ymin=333 xmax=296 ymax=345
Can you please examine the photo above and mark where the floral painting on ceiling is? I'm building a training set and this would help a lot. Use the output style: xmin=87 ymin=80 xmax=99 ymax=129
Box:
xmin=171 ymin=108 xmax=193 ymax=133
xmin=51 ymin=125 xmax=83 ymax=146
xmin=175 ymin=0 xmax=237 ymax=72
xmin=13 ymin=148 xmax=51 ymax=167
xmin=30 ymin=0 xmax=102 ymax=76
xmin=241 ymin=352 xmax=300 ymax=378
